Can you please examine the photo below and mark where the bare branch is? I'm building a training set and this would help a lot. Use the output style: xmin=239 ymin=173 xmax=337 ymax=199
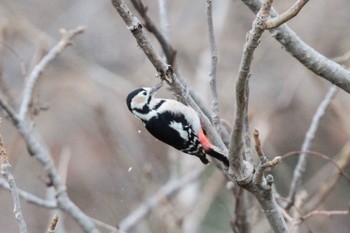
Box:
xmin=303 ymin=143 xmax=350 ymax=212
xmin=0 ymin=26 xmax=99 ymax=233
xmin=48 ymin=213 xmax=59 ymax=233
xmin=182 ymin=170 xmax=224 ymax=233
xmin=0 ymin=121 xmax=28 ymax=233
xmin=285 ymin=85 xmax=337 ymax=210
xmin=265 ymin=0 xmax=309 ymax=29
xmin=129 ymin=0 xmax=176 ymax=66
xmin=300 ymin=209 xmax=349 ymax=222
xmin=241 ymin=0 xmax=350 ymax=93
xmin=0 ymin=178 xmax=57 ymax=208
xmin=18 ymin=26 xmax=85 ymax=121
xmin=253 ymin=129 xmax=264 ymax=158
xmin=281 ymin=150 xmax=350 ymax=183
xmin=227 ymin=0 xmax=272 ymax=182
xmin=0 ymin=94 xmax=20 ymax=125
xmin=231 ymin=188 xmax=252 ymax=233
xmin=119 ymin=167 xmax=204 ymax=231
xmin=206 ymin=0 xmax=221 ymax=132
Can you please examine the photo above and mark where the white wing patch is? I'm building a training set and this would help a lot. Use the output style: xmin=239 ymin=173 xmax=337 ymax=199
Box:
xmin=169 ymin=121 xmax=188 ymax=141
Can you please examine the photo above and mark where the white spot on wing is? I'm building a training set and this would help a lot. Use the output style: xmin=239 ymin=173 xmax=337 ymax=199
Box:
xmin=169 ymin=121 xmax=188 ymax=141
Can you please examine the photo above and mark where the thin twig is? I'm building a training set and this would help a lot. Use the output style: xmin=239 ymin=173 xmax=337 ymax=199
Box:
xmin=265 ymin=0 xmax=309 ymax=29
xmin=0 ymin=178 xmax=57 ymax=208
xmin=285 ymin=85 xmax=337 ymax=210
xmin=129 ymin=0 xmax=176 ymax=66
xmin=281 ymin=150 xmax=350 ymax=183
xmin=48 ymin=213 xmax=59 ymax=233
xmin=118 ymin=167 xmax=204 ymax=231
xmin=206 ymin=0 xmax=221 ymax=133
xmin=0 ymin=99 xmax=20 ymax=128
xmin=18 ymin=26 xmax=86 ymax=121
xmin=241 ymin=0 xmax=350 ymax=93
xmin=0 ymin=120 xmax=28 ymax=233
xmin=303 ymin=143 xmax=350 ymax=212
xmin=300 ymin=209 xmax=349 ymax=222
xmin=182 ymin=170 xmax=225 ymax=233
xmin=253 ymin=129 xmax=264 ymax=158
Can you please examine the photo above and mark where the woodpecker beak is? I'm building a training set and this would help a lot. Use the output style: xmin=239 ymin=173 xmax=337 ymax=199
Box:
xmin=150 ymin=81 xmax=163 ymax=96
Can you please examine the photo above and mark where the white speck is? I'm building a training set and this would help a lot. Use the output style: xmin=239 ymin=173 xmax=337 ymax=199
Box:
xmin=138 ymin=130 xmax=141 ymax=133
xmin=120 ymin=199 xmax=123 ymax=203
xmin=128 ymin=167 xmax=133 ymax=172
xmin=121 ymin=187 xmax=125 ymax=191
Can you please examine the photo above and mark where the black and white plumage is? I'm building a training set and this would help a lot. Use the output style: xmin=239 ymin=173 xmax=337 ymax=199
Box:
xmin=126 ymin=82 xmax=229 ymax=166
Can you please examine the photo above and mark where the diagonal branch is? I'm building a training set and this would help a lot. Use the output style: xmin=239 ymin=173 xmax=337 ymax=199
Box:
xmin=129 ymin=0 xmax=176 ymax=66
xmin=119 ymin=167 xmax=204 ymax=231
xmin=265 ymin=0 xmax=309 ymax=29
xmin=18 ymin=26 xmax=85 ymax=121
xmin=285 ymin=85 xmax=337 ymax=210
xmin=241 ymin=0 xmax=350 ymax=93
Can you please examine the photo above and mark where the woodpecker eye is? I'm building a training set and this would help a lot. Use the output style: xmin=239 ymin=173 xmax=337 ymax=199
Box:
xmin=142 ymin=91 xmax=147 ymax=96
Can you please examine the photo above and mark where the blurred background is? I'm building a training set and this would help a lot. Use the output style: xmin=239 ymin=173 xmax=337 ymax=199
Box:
xmin=0 ymin=0 xmax=349 ymax=232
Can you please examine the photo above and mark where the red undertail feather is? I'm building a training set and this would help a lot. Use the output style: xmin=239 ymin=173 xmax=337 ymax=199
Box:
xmin=198 ymin=128 xmax=229 ymax=167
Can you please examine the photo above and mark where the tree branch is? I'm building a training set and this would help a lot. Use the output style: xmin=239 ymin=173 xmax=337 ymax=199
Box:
xmin=241 ymin=0 xmax=350 ymax=93
xmin=206 ymin=0 xmax=221 ymax=133
xmin=285 ymin=85 xmax=337 ymax=210
xmin=18 ymin=26 xmax=85 ymax=121
xmin=129 ymin=0 xmax=176 ymax=66
xmin=111 ymin=1 xmax=289 ymax=231
xmin=119 ymin=167 xmax=204 ymax=231
xmin=265 ymin=0 xmax=309 ymax=29
xmin=0 ymin=27 xmax=99 ymax=233
xmin=227 ymin=0 xmax=272 ymax=182
xmin=0 ymin=121 xmax=28 ymax=233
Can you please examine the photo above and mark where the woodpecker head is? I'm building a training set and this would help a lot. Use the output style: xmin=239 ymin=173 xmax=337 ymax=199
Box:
xmin=126 ymin=81 xmax=163 ymax=119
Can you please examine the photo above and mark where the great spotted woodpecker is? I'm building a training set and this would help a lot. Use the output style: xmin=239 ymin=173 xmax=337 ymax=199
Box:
xmin=126 ymin=82 xmax=229 ymax=166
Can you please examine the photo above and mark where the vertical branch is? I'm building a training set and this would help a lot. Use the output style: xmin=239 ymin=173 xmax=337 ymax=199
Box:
xmin=228 ymin=0 xmax=272 ymax=181
xmin=0 ymin=119 xmax=28 ymax=233
xmin=206 ymin=0 xmax=221 ymax=132
xmin=285 ymin=85 xmax=337 ymax=210
xmin=157 ymin=0 xmax=170 ymax=42
xmin=232 ymin=188 xmax=251 ymax=233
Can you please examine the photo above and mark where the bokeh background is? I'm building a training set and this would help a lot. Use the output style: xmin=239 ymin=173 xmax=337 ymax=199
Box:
xmin=0 ymin=0 xmax=349 ymax=232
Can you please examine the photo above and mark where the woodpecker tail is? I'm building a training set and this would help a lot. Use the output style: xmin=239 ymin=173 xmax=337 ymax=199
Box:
xmin=198 ymin=154 xmax=210 ymax=165
xmin=205 ymin=146 xmax=229 ymax=167
xmin=198 ymin=128 xmax=229 ymax=167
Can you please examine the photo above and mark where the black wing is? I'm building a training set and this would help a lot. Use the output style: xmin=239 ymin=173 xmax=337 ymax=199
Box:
xmin=144 ymin=112 xmax=209 ymax=164
xmin=144 ymin=111 xmax=189 ymax=151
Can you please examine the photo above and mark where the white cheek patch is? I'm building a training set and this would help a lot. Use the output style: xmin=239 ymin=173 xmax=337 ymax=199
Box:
xmin=169 ymin=121 xmax=188 ymax=141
